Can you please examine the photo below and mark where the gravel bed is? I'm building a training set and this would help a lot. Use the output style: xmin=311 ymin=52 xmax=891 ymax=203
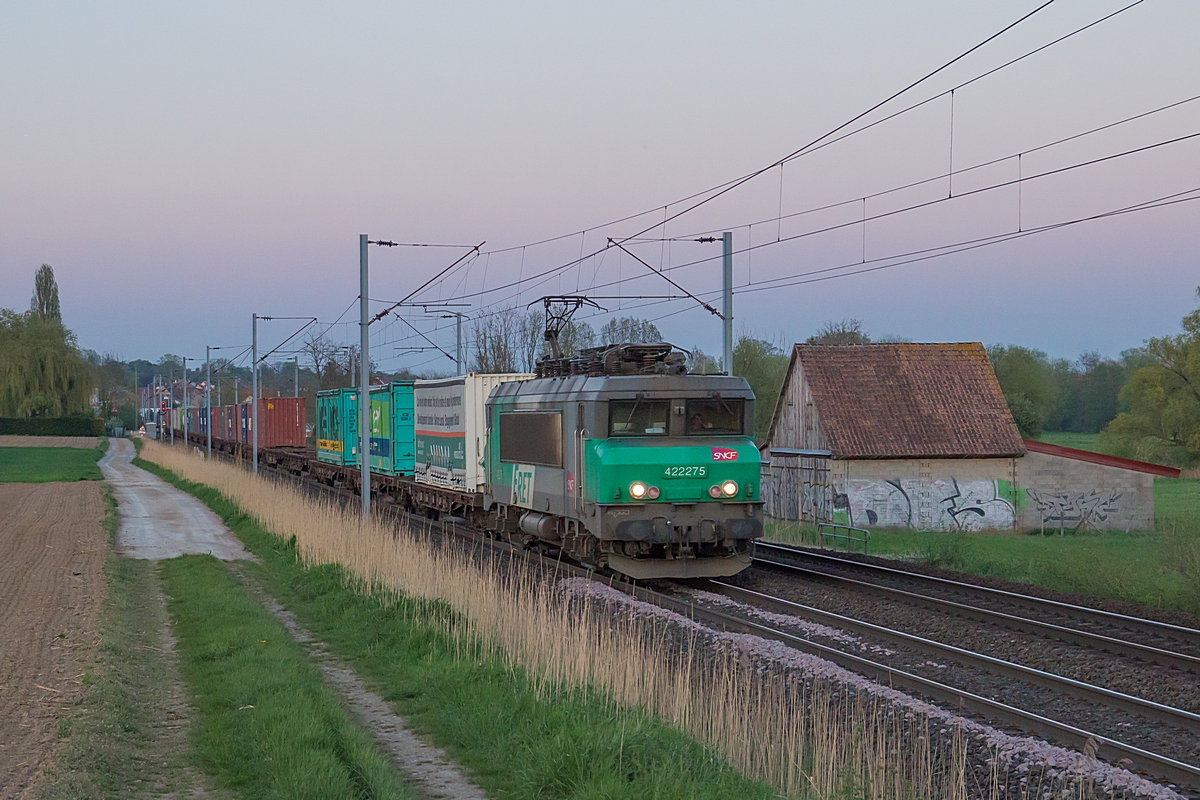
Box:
xmin=756 ymin=548 xmax=1200 ymax=657
xmin=563 ymin=578 xmax=1190 ymax=800
xmin=732 ymin=568 xmax=1200 ymax=713
xmin=675 ymin=580 xmax=1200 ymax=775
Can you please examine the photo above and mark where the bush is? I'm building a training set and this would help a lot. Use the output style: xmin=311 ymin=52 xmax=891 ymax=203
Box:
xmin=0 ymin=417 xmax=104 ymax=436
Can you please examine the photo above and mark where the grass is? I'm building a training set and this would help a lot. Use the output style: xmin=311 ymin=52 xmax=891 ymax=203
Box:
xmin=138 ymin=441 xmax=972 ymax=800
xmin=768 ymin=479 xmax=1200 ymax=617
xmin=158 ymin=554 xmax=411 ymax=800
xmin=136 ymin=455 xmax=782 ymax=800
xmin=0 ymin=440 xmax=105 ymax=482
xmin=1035 ymin=431 xmax=1105 ymax=452
xmin=864 ymin=527 xmax=1197 ymax=613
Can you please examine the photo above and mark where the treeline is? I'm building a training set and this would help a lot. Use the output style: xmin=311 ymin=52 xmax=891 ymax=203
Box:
xmin=986 ymin=346 xmax=1134 ymax=440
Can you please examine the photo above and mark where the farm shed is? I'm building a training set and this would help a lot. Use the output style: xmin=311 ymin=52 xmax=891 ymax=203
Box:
xmin=760 ymin=343 xmax=1173 ymax=532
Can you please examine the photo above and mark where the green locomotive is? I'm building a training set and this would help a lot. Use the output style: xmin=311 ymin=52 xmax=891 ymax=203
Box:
xmin=484 ymin=343 xmax=762 ymax=579
xmin=313 ymin=340 xmax=762 ymax=579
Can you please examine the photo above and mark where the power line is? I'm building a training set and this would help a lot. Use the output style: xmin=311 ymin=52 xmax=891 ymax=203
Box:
xmin=419 ymin=0 xmax=1084 ymax=306
xmin=634 ymin=91 xmax=1200 ymax=243
xmin=368 ymin=242 xmax=484 ymax=325
xmin=529 ymin=126 xmax=1200 ymax=302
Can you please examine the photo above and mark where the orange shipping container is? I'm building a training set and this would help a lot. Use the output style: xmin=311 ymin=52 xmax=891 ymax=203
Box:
xmin=254 ymin=397 xmax=306 ymax=448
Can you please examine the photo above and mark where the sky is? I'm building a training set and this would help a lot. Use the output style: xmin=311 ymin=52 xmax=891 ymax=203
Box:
xmin=2 ymin=0 xmax=1198 ymax=374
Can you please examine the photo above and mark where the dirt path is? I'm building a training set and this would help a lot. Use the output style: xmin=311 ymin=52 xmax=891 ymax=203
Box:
xmin=0 ymin=436 xmax=100 ymax=449
xmin=0 ymin=482 xmax=107 ymax=799
xmin=100 ymin=438 xmax=250 ymax=561
xmin=229 ymin=565 xmax=489 ymax=800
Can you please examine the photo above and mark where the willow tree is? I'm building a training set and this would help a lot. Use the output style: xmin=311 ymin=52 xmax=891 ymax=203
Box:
xmin=0 ymin=266 xmax=92 ymax=417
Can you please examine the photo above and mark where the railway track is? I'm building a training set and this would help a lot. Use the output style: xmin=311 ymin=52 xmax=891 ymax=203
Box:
xmin=753 ymin=541 xmax=1200 ymax=657
xmin=176 ymin=443 xmax=1200 ymax=794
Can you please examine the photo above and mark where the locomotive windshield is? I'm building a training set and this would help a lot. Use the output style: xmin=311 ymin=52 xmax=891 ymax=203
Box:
xmin=685 ymin=399 xmax=744 ymax=435
xmin=609 ymin=400 xmax=669 ymax=436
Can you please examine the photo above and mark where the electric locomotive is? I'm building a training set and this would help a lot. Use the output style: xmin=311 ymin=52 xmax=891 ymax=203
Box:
xmin=482 ymin=341 xmax=763 ymax=579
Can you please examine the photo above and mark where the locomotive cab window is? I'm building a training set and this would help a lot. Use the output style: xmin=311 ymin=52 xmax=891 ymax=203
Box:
xmin=685 ymin=399 xmax=744 ymax=435
xmin=608 ymin=400 xmax=669 ymax=436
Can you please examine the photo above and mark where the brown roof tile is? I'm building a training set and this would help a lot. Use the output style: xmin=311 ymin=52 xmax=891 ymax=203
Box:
xmin=795 ymin=343 xmax=1026 ymax=459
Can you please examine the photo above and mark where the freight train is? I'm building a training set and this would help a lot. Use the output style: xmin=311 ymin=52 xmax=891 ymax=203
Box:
xmin=179 ymin=340 xmax=764 ymax=579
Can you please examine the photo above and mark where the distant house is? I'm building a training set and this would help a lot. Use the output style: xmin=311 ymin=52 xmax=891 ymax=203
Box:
xmin=760 ymin=343 xmax=1173 ymax=532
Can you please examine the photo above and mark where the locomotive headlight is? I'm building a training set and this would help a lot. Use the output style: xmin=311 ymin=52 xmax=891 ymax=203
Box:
xmin=720 ymin=480 xmax=739 ymax=497
xmin=629 ymin=481 xmax=648 ymax=500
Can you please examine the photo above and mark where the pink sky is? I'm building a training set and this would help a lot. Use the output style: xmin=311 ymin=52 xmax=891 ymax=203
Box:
xmin=2 ymin=1 xmax=1198 ymax=371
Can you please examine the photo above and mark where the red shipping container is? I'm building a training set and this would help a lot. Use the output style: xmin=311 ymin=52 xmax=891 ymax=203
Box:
xmin=253 ymin=397 xmax=306 ymax=448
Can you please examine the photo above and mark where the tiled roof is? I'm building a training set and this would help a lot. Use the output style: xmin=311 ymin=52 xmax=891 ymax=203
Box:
xmin=796 ymin=343 xmax=1026 ymax=459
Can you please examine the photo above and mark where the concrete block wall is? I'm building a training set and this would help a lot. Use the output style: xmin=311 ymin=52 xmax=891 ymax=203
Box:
xmin=1016 ymin=450 xmax=1154 ymax=533
xmin=818 ymin=453 xmax=1155 ymax=532
xmin=830 ymin=458 xmax=1020 ymax=531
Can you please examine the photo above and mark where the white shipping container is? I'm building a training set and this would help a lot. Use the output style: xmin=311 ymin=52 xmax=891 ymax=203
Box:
xmin=413 ymin=373 xmax=532 ymax=493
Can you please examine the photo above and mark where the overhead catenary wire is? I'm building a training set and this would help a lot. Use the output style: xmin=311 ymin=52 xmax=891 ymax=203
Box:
xmin=368 ymin=242 xmax=484 ymax=325
xmin=502 ymin=180 xmax=1200 ymax=336
xmin=505 ymin=126 xmax=1200 ymax=303
xmin=363 ymin=1 xmax=1160 ymax=372
xmin=409 ymin=0 xmax=1102 ymax=307
xmin=256 ymin=317 xmax=318 ymax=364
xmin=622 ymin=184 xmax=1200 ymax=327
xmin=607 ymin=239 xmax=723 ymax=318
xmin=589 ymin=91 xmax=1200 ymax=247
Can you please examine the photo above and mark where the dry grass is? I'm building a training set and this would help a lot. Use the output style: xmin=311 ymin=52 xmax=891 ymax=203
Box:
xmin=141 ymin=440 xmax=970 ymax=800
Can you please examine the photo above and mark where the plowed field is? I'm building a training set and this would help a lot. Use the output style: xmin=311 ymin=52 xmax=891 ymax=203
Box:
xmin=0 ymin=482 xmax=107 ymax=798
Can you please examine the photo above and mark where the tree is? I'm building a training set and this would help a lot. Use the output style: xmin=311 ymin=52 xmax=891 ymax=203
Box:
xmin=732 ymin=335 xmax=790 ymax=443
xmin=807 ymin=318 xmax=869 ymax=346
xmin=302 ymin=331 xmax=341 ymax=388
xmin=471 ymin=308 xmax=519 ymax=373
xmin=599 ymin=316 xmax=662 ymax=346
xmin=516 ymin=309 xmax=544 ymax=372
xmin=1102 ymin=289 xmax=1200 ymax=466
xmin=686 ymin=347 xmax=721 ymax=375
xmin=30 ymin=264 xmax=61 ymax=322
xmin=1004 ymin=391 xmax=1043 ymax=439
xmin=0 ymin=266 xmax=92 ymax=417
xmin=987 ymin=344 xmax=1054 ymax=434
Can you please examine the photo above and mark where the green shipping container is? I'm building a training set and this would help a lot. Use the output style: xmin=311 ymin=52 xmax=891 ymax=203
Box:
xmin=315 ymin=388 xmax=361 ymax=467
xmin=369 ymin=382 xmax=415 ymax=476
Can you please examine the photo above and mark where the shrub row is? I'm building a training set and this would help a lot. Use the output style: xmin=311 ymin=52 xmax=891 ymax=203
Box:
xmin=0 ymin=417 xmax=104 ymax=436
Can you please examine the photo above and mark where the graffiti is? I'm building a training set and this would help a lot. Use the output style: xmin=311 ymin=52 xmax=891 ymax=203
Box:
xmin=936 ymin=478 xmax=1015 ymax=532
xmin=839 ymin=478 xmax=1016 ymax=531
xmin=884 ymin=480 xmax=912 ymax=527
xmin=800 ymin=481 xmax=834 ymax=522
xmin=1026 ymin=489 xmax=1121 ymax=531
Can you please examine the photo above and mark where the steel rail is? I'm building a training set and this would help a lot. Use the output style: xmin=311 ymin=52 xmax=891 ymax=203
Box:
xmin=755 ymin=541 xmax=1200 ymax=646
xmin=754 ymin=555 xmax=1200 ymax=673
xmin=184 ymin=443 xmax=1200 ymax=790
xmin=610 ymin=580 xmax=1200 ymax=792
xmin=706 ymin=581 xmax=1200 ymax=736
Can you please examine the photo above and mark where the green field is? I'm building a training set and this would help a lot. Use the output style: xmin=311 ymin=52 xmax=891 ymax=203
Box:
xmin=138 ymin=457 xmax=779 ymax=800
xmin=0 ymin=443 xmax=105 ymax=482
xmin=1035 ymin=431 xmax=1104 ymax=452
xmin=769 ymin=478 xmax=1200 ymax=617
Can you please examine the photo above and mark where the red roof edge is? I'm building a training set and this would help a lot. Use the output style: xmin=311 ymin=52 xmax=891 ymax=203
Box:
xmin=1023 ymin=439 xmax=1181 ymax=478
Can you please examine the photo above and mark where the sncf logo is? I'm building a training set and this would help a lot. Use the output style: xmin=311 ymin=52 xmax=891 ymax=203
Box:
xmin=711 ymin=448 xmax=739 ymax=461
